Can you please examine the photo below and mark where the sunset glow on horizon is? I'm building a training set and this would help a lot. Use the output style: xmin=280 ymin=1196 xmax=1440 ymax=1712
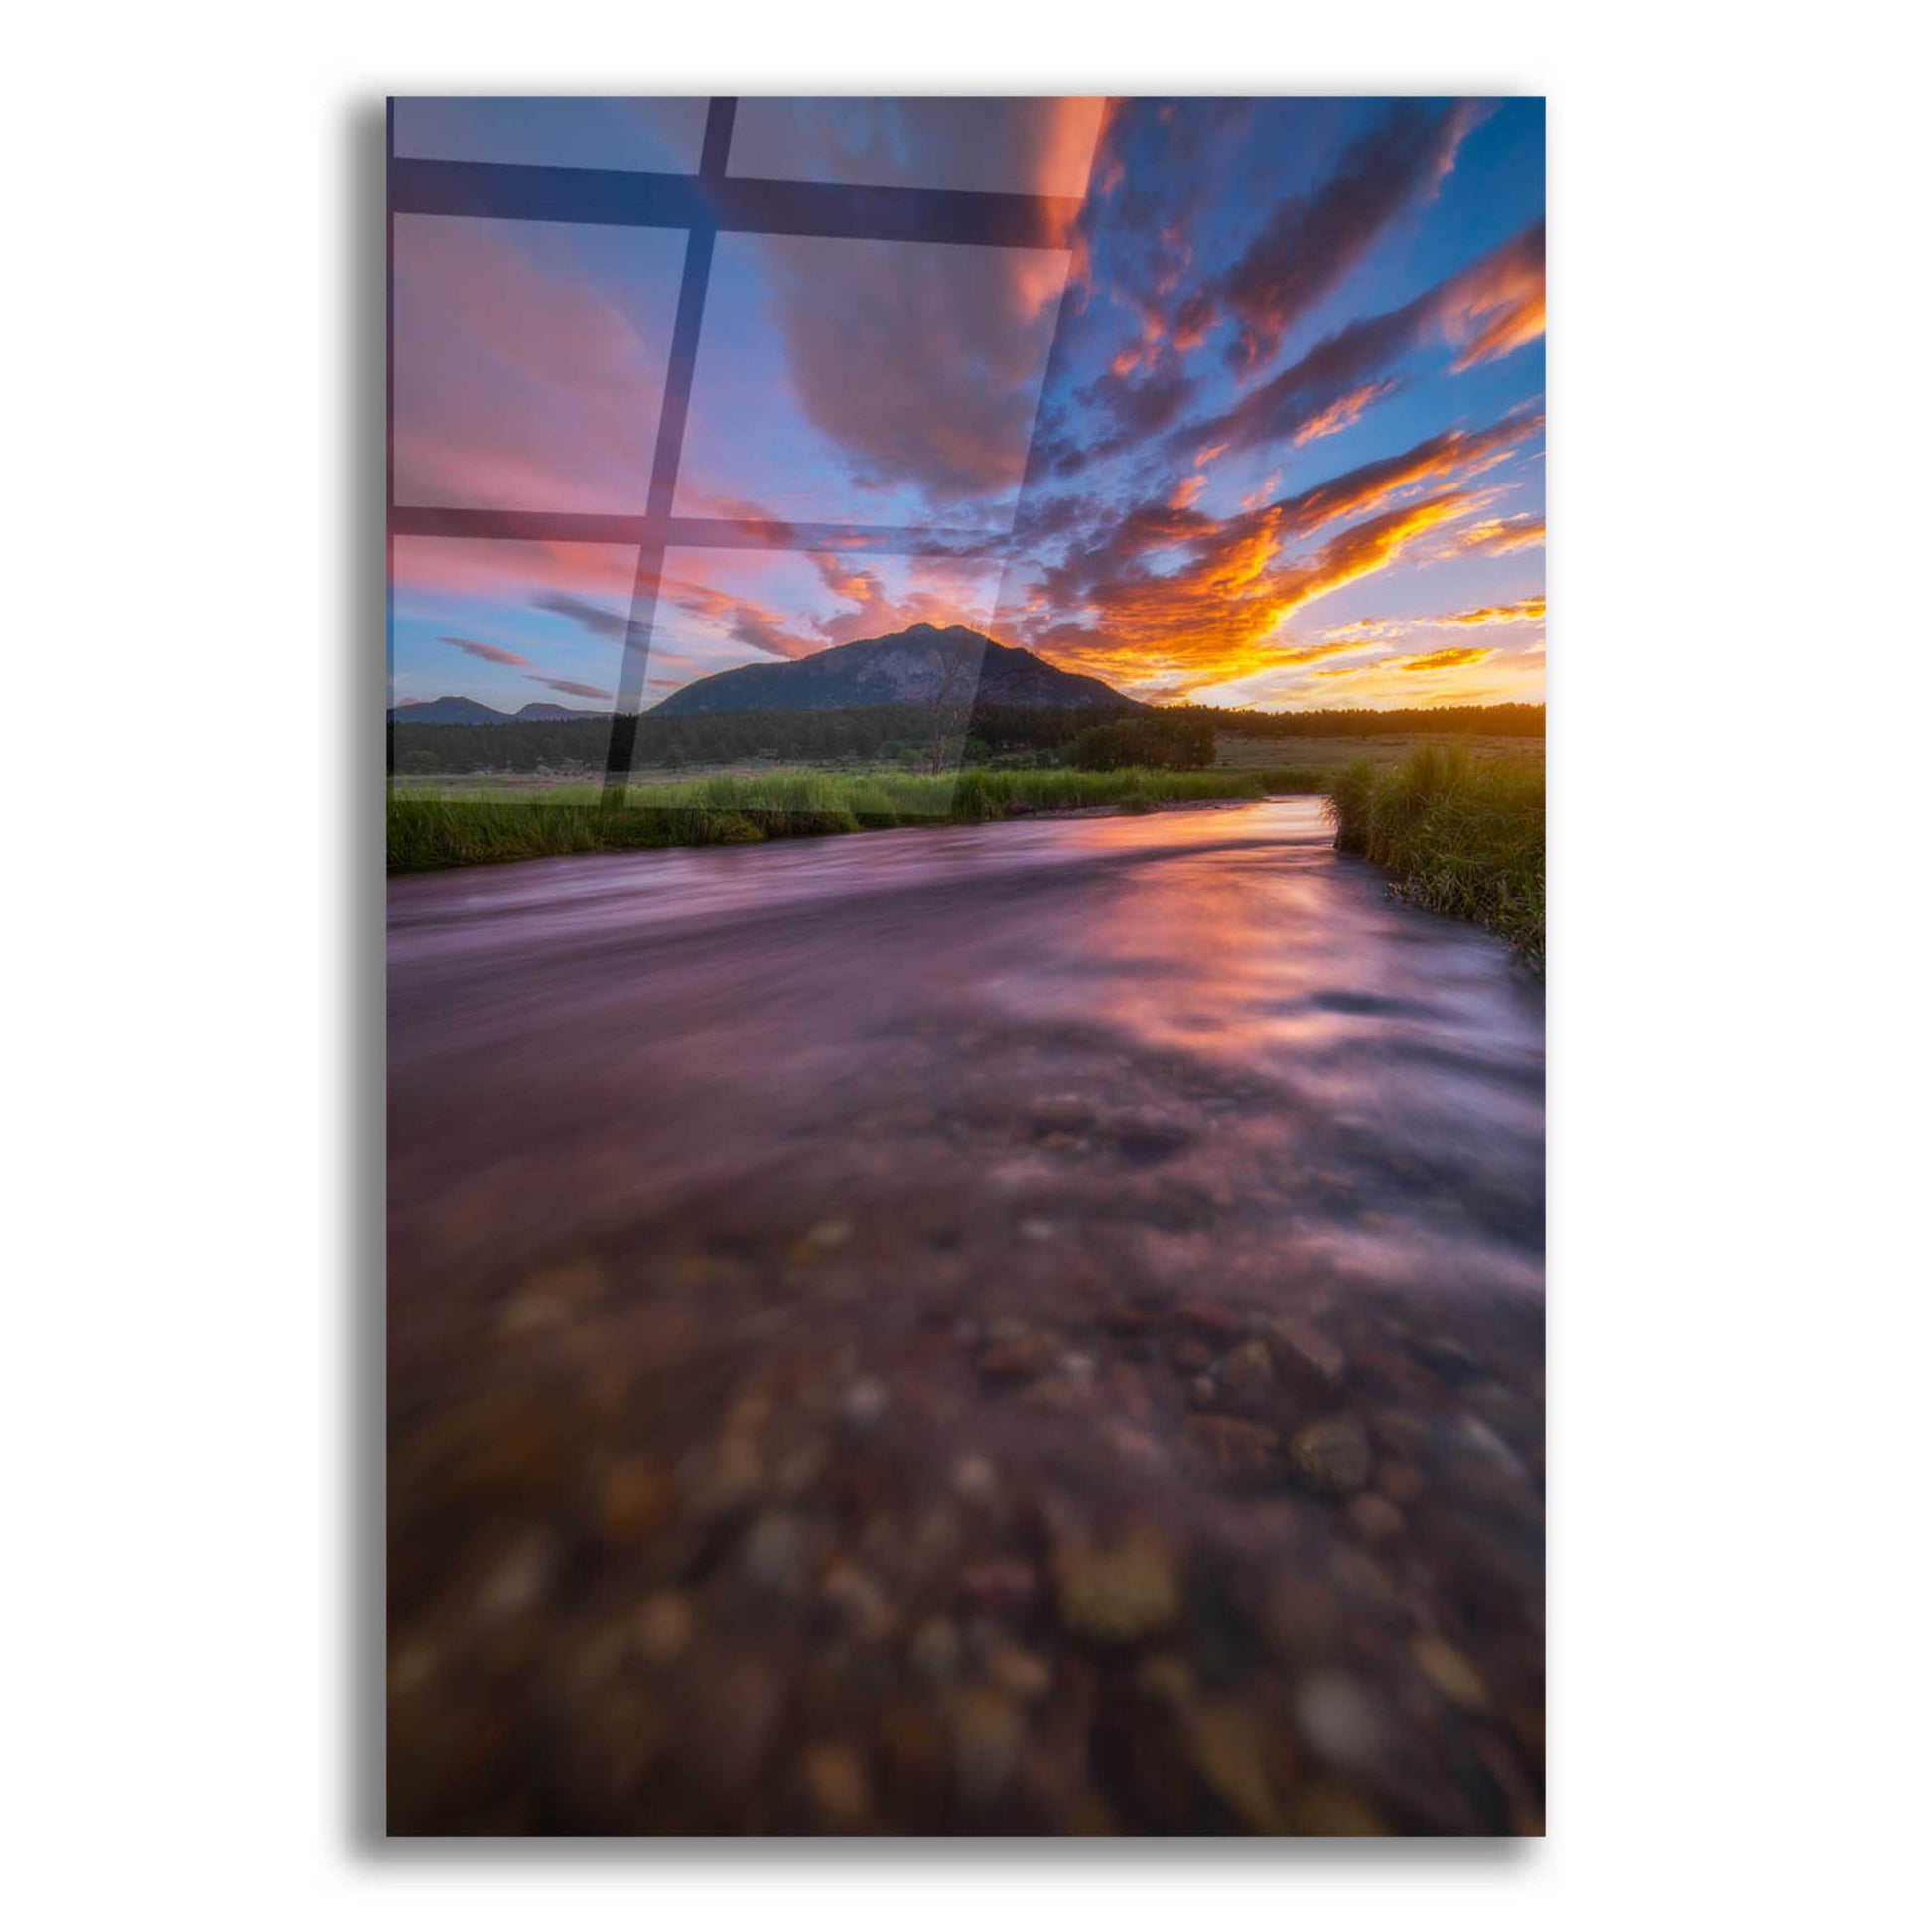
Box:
xmin=389 ymin=96 xmax=1545 ymax=714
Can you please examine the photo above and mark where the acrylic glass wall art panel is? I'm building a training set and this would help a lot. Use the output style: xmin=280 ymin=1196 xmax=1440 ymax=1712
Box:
xmin=387 ymin=93 xmax=1546 ymax=1836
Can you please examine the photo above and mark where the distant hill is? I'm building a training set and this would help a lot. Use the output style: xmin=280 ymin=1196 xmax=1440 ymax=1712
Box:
xmin=387 ymin=696 xmax=606 ymax=725
xmin=650 ymin=623 xmax=1141 ymax=717
xmin=512 ymin=701 xmax=609 ymax=722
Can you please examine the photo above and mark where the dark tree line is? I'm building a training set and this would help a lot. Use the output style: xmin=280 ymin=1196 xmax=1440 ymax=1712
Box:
xmin=389 ymin=699 xmax=1545 ymax=776
xmin=1066 ymin=713 xmax=1217 ymax=771
xmin=1198 ymin=702 xmax=1545 ymax=739
xmin=388 ymin=700 xmax=1155 ymax=776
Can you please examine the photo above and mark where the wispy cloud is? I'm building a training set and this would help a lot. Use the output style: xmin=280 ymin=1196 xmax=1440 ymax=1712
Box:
xmin=1389 ymin=644 xmax=1496 ymax=672
xmin=531 ymin=593 xmax=630 ymax=640
xmin=665 ymin=579 xmax=817 ymax=660
xmin=1180 ymin=220 xmax=1546 ymax=453
xmin=1315 ymin=643 xmax=1498 ymax=679
xmin=1435 ymin=596 xmax=1546 ymax=627
xmin=1212 ymin=99 xmax=1486 ymax=372
xmin=525 ymin=675 xmax=613 ymax=700
xmin=1445 ymin=514 xmax=1546 ymax=557
xmin=443 ymin=634 xmax=532 ymax=668
xmin=1292 ymin=380 xmax=1401 ymax=446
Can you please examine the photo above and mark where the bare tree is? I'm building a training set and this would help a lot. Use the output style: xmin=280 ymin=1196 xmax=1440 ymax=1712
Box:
xmin=922 ymin=634 xmax=981 ymax=774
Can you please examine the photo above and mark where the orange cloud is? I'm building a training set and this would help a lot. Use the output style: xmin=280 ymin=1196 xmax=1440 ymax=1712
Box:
xmin=657 ymin=551 xmax=1003 ymax=682
xmin=1436 ymin=597 xmax=1546 ymax=627
xmin=1439 ymin=223 xmax=1546 ymax=371
xmin=1391 ymin=645 xmax=1496 ymax=672
xmin=807 ymin=554 xmax=996 ymax=647
xmin=1025 ymin=485 xmax=1488 ymax=696
xmin=1316 ymin=644 xmax=1495 ymax=678
xmin=662 ymin=578 xmax=816 ymax=659
xmin=1448 ymin=513 xmax=1545 ymax=557
xmin=1267 ymin=596 xmax=1542 ymax=674
xmin=1239 ymin=468 xmax=1284 ymax=511
xmin=1274 ymin=415 xmax=1538 ymax=545
xmin=1256 ymin=636 xmax=1378 ymax=667
xmin=1311 ymin=596 xmax=1543 ymax=644
xmin=1292 ymin=380 xmax=1398 ymax=446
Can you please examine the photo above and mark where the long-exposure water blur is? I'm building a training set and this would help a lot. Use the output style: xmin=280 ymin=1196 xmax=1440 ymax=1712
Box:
xmin=388 ymin=799 xmax=1544 ymax=1833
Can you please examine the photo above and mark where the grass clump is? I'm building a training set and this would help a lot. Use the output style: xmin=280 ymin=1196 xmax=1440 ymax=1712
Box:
xmin=1251 ymin=765 xmax=1328 ymax=794
xmin=1325 ymin=744 xmax=1545 ymax=967
xmin=388 ymin=766 xmax=1280 ymax=874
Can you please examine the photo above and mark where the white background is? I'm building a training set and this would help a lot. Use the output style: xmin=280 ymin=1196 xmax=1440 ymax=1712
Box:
xmin=5 ymin=3 xmax=1928 ymax=1923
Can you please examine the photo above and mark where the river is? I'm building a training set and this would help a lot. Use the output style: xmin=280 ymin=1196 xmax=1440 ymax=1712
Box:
xmin=387 ymin=798 xmax=1545 ymax=1834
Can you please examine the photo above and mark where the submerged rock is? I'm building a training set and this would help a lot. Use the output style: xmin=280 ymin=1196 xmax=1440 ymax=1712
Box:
xmin=840 ymin=1376 xmax=889 ymax=1436
xmin=634 ymin=1588 xmax=694 ymax=1665
xmin=1288 ymin=1417 xmax=1373 ymax=1497
xmin=1189 ymin=1698 xmax=1290 ymax=1833
xmin=976 ymin=1332 xmax=1058 ymax=1384
xmin=1184 ymin=1413 xmax=1287 ymax=1486
xmin=1051 ymin=1527 xmax=1182 ymax=1646
xmin=1290 ymin=1778 xmax=1390 ymax=1836
xmin=1412 ymin=1633 xmax=1491 ymax=1711
xmin=1344 ymin=1493 xmax=1405 ymax=1544
xmin=985 ymin=1642 xmax=1053 ymax=1702
xmin=1294 ymin=1670 xmax=1383 ymax=1774
xmin=799 ymin=1739 xmax=872 ymax=1831
xmin=908 ymin=1614 xmax=962 ymax=1686
xmin=1267 ymin=1315 xmax=1347 ymax=1392
xmin=596 ymin=1455 xmax=672 ymax=1544
xmin=952 ymin=1686 xmax=1024 ymax=1806
xmin=1220 ymin=1338 xmax=1279 ymax=1406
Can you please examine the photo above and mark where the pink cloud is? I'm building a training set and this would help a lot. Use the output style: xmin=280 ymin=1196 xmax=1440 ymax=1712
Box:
xmin=391 ymin=216 xmax=683 ymax=513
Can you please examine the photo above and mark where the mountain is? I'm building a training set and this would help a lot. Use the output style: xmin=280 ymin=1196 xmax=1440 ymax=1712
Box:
xmin=388 ymin=697 xmax=606 ymax=725
xmin=511 ymin=701 xmax=608 ymax=722
xmin=650 ymin=624 xmax=1141 ymax=717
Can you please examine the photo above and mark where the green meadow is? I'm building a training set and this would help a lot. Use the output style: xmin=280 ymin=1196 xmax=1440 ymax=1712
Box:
xmin=386 ymin=765 xmax=1329 ymax=873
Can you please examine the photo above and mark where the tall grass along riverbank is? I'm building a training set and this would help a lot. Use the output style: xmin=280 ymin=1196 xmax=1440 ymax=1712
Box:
xmin=1326 ymin=745 xmax=1545 ymax=968
xmin=388 ymin=765 xmax=1328 ymax=873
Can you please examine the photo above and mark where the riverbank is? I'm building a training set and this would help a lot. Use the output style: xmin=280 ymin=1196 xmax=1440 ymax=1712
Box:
xmin=387 ymin=766 xmax=1327 ymax=873
xmin=1327 ymin=746 xmax=1546 ymax=968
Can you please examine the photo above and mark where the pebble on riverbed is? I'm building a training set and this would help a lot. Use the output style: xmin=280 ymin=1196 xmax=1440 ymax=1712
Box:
xmin=1267 ymin=1315 xmax=1347 ymax=1392
xmin=1411 ymin=1633 xmax=1490 ymax=1711
xmin=1188 ymin=1699 xmax=1292 ymax=1834
xmin=799 ymin=1739 xmax=873 ymax=1831
xmin=634 ymin=1588 xmax=695 ymax=1664
xmin=1344 ymin=1493 xmax=1405 ymax=1544
xmin=595 ymin=1455 xmax=672 ymax=1544
xmin=1184 ymin=1413 xmax=1287 ymax=1487
xmin=1050 ymin=1527 xmax=1182 ymax=1646
xmin=1287 ymin=1418 xmax=1374 ymax=1497
xmin=952 ymin=1685 xmax=1025 ymax=1806
xmin=976 ymin=1332 xmax=1060 ymax=1384
xmin=1218 ymin=1338 xmax=1279 ymax=1409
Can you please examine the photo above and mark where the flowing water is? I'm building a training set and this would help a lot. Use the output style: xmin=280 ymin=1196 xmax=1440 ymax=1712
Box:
xmin=387 ymin=799 xmax=1545 ymax=1834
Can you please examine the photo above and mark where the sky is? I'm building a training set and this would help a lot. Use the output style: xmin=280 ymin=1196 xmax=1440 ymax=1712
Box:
xmin=389 ymin=96 xmax=1545 ymax=714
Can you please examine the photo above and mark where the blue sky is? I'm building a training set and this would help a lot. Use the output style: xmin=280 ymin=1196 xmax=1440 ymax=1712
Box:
xmin=390 ymin=96 xmax=1544 ymax=713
